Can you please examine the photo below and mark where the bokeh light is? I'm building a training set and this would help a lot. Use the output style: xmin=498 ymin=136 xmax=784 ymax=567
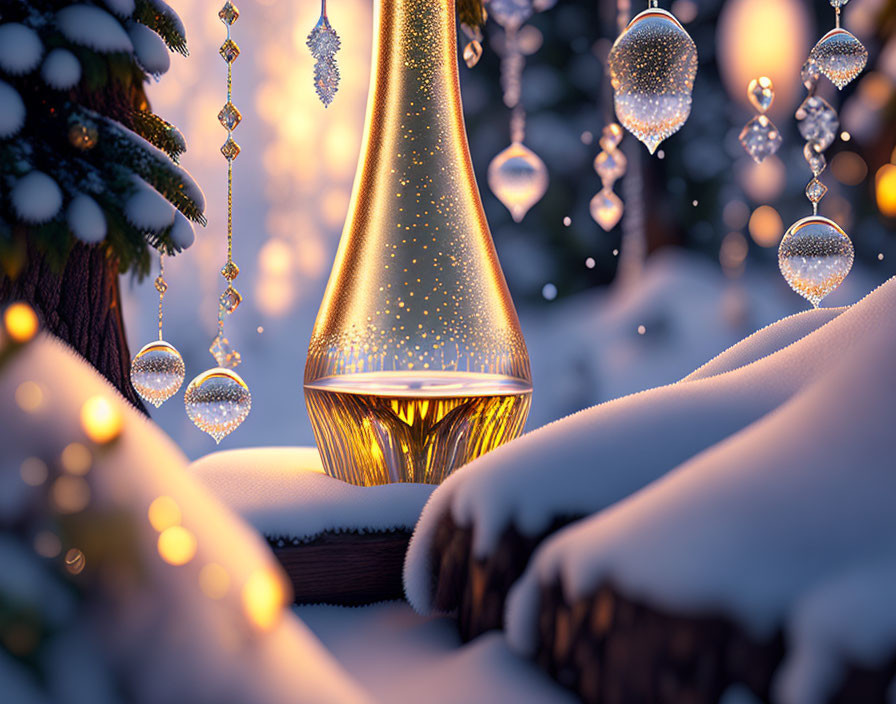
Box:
xmin=875 ymin=164 xmax=896 ymax=217
xmin=242 ymin=568 xmax=287 ymax=631
xmin=831 ymin=152 xmax=868 ymax=186
xmin=14 ymin=381 xmax=44 ymax=413
xmin=148 ymin=496 xmax=182 ymax=532
xmin=80 ymin=396 xmax=123 ymax=445
xmin=749 ymin=205 xmax=784 ymax=247
xmin=4 ymin=302 xmax=39 ymax=343
xmin=60 ymin=442 xmax=92 ymax=475
xmin=157 ymin=525 xmax=198 ymax=566
xmin=199 ymin=562 xmax=231 ymax=599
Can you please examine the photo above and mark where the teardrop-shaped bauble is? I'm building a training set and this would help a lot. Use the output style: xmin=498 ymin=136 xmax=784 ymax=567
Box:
xmin=778 ymin=215 xmax=854 ymax=308
xmin=608 ymin=8 xmax=698 ymax=154
xmin=488 ymin=142 xmax=549 ymax=222
xmin=809 ymin=28 xmax=867 ymax=90
xmin=184 ymin=367 xmax=251 ymax=443
xmin=130 ymin=340 xmax=185 ymax=407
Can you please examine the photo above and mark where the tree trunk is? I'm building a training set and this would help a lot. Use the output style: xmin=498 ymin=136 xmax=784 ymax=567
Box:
xmin=0 ymin=241 xmax=147 ymax=414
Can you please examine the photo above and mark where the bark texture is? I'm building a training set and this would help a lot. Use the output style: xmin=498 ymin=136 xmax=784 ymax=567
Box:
xmin=0 ymin=242 xmax=146 ymax=413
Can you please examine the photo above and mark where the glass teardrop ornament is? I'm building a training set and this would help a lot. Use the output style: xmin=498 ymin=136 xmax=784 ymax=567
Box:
xmin=594 ymin=149 xmax=628 ymax=185
xmin=747 ymin=76 xmax=774 ymax=113
xmin=809 ymin=28 xmax=867 ymax=90
xmin=778 ymin=216 xmax=854 ymax=308
xmin=739 ymin=115 xmax=782 ymax=164
xmin=607 ymin=8 xmax=698 ymax=154
xmin=590 ymin=187 xmax=624 ymax=231
xmin=184 ymin=367 xmax=251 ymax=443
xmin=488 ymin=142 xmax=549 ymax=222
xmin=796 ymin=95 xmax=839 ymax=152
xmin=130 ymin=340 xmax=185 ymax=408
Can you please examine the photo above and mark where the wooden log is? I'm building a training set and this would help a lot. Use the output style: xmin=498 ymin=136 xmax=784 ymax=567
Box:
xmin=531 ymin=580 xmax=896 ymax=704
xmin=270 ymin=530 xmax=413 ymax=606
xmin=430 ymin=511 xmax=581 ymax=640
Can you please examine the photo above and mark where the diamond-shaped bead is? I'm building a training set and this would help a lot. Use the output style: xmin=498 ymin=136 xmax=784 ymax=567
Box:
xmin=747 ymin=76 xmax=774 ymax=114
xmin=796 ymin=96 xmax=839 ymax=152
xmin=220 ymin=285 xmax=242 ymax=313
xmin=154 ymin=276 xmax=168 ymax=294
xmin=739 ymin=114 xmax=782 ymax=164
xmin=590 ymin=187 xmax=624 ymax=231
xmin=803 ymin=143 xmax=826 ymax=176
xmin=594 ymin=149 xmax=628 ymax=186
xmin=599 ymin=123 xmax=624 ymax=152
xmin=219 ymin=39 xmax=240 ymax=63
xmin=806 ymin=178 xmax=828 ymax=203
xmin=221 ymin=137 xmax=241 ymax=161
xmin=218 ymin=1 xmax=239 ymax=25
xmin=210 ymin=333 xmax=242 ymax=369
xmin=221 ymin=261 xmax=240 ymax=281
xmin=218 ymin=102 xmax=241 ymax=131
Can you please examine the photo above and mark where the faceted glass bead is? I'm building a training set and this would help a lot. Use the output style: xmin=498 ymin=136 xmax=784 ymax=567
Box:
xmin=221 ymin=137 xmax=241 ymax=161
xmin=487 ymin=142 xmax=549 ymax=223
xmin=463 ymin=40 xmax=483 ymax=68
xmin=599 ymin=123 xmax=624 ymax=152
xmin=810 ymin=28 xmax=867 ymax=90
xmin=806 ymin=178 xmax=828 ymax=204
xmin=218 ymin=102 xmax=241 ymax=131
xmin=796 ymin=96 xmax=839 ymax=152
xmin=130 ymin=340 xmax=185 ymax=408
xmin=488 ymin=0 xmax=534 ymax=28
xmin=219 ymin=39 xmax=240 ymax=63
xmin=210 ymin=333 xmax=242 ymax=369
xmin=804 ymin=143 xmax=826 ymax=176
xmin=590 ymin=187 xmax=624 ymax=231
xmin=801 ymin=59 xmax=821 ymax=91
xmin=747 ymin=76 xmax=774 ymax=114
xmin=739 ymin=115 xmax=782 ymax=164
xmin=221 ymin=261 xmax=240 ymax=280
xmin=778 ymin=215 xmax=854 ymax=308
xmin=154 ymin=276 xmax=168 ymax=294
xmin=608 ymin=9 xmax=698 ymax=154
xmin=184 ymin=367 xmax=251 ymax=443
xmin=218 ymin=1 xmax=239 ymax=24
xmin=220 ymin=285 xmax=242 ymax=313
xmin=594 ymin=149 xmax=628 ymax=185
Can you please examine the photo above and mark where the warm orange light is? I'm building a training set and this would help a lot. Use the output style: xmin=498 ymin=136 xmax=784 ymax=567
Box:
xmin=4 ymin=302 xmax=39 ymax=343
xmin=60 ymin=442 xmax=92 ymax=475
xmin=64 ymin=548 xmax=86 ymax=575
xmin=20 ymin=457 xmax=48 ymax=486
xmin=80 ymin=396 xmax=123 ymax=444
xmin=51 ymin=476 xmax=90 ymax=514
xmin=748 ymin=206 xmax=784 ymax=247
xmin=875 ymin=164 xmax=896 ymax=217
xmin=14 ymin=381 xmax=44 ymax=413
xmin=199 ymin=563 xmax=231 ymax=599
xmin=241 ymin=568 xmax=287 ymax=631
xmin=157 ymin=526 xmax=197 ymax=566
xmin=831 ymin=152 xmax=868 ymax=186
xmin=148 ymin=496 xmax=182 ymax=532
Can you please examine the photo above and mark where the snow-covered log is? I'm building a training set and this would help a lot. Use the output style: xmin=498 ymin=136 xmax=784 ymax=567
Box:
xmin=193 ymin=449 xmax=434 ymax=605
xmin=502 ymin=277 xmax=896 ymax=703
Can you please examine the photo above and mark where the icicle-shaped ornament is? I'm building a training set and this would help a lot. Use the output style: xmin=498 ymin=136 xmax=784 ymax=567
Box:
xmin=608 ymin=7 xmax=697 ymax=154
xmin=306 ymin=0 xmax=341 ymax=107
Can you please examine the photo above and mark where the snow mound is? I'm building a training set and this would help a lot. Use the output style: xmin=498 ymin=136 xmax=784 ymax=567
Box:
xmin=128 ymin=22 xmax=170 ymax=75
xmin=0 ymin=23 xmax=43 ymax=75
xmin=41 ymin=49 xmax=82 ymax=90
xmin=170 ymin=210 xmax=194 ymax=249
xmin=404 ymin=287 xmax=872 ymax=614
xmin=0 ymin=336 xmax=370 ymax=704
xmin=192 ymin=448 xmax=435 ymax=542
xmin=773 ymin=558 xmax=896 ymax=704
xmin=125 ymin=177 xmax=175 ymax=231
xmin=12 ymin=171 xmax=63 ymax=224
xmin=67 ymin=194 xmax=107 ymax=243
xmin=0 ymin=80 xmax=25 ymax=138
xmin=684 ymin=306 xmax=844 ymax=382
xmin=504 ymin=277 xmax=896 ymax=696
xmin=55 ymin=6 xmax=134 ymax=54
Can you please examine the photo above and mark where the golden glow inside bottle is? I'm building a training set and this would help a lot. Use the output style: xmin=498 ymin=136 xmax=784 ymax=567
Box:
xmin=304 ymin=0 xmax=532 ymax=486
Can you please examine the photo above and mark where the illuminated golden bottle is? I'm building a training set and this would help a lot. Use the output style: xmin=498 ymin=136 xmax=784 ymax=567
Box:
xmin=304 ymin=0 xmax=532 ymax=486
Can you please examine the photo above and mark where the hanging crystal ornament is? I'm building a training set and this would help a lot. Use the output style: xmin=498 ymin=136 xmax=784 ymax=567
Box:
xmin=739 ymin=77 xmax=782 ymax=164
xmin=130 ymin=252 xmax=185 ymax=407
xmin=305 ymin=0 xmax=532 ymax=486
xmin=591 ymin=123 xmax=626 ymax=230
xmin=487 ymin=1 xmax=549 ymax=222
xmin=808 ymin=0 xmax=867 ymax=90
xmin=306 ymin=0 xmax=341 ymax=107
xmin=607 ymin=3 xmax=698 ymax=154
xmin=779 ymin=11 xmax=861 ymax=310
xmin=458 ymin=2 xmax=486 ymax=69
xmin=186 ymin=0 xmax=250 ymax=442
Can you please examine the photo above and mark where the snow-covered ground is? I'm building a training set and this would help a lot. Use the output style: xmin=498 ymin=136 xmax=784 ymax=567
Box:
xmin=297 ymin=601 xmax=575 ymax=704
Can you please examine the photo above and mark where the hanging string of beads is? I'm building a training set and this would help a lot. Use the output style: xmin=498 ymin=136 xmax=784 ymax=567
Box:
xmin=739 ymin=77 xmax=782 ymax=164
xmin=306 ymin=0 xmax=341 ymax=107
xmin=778 ymin=0 xmax=864 ymax=309
xmin=184 ymin=0 xmax=251 ymax=443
